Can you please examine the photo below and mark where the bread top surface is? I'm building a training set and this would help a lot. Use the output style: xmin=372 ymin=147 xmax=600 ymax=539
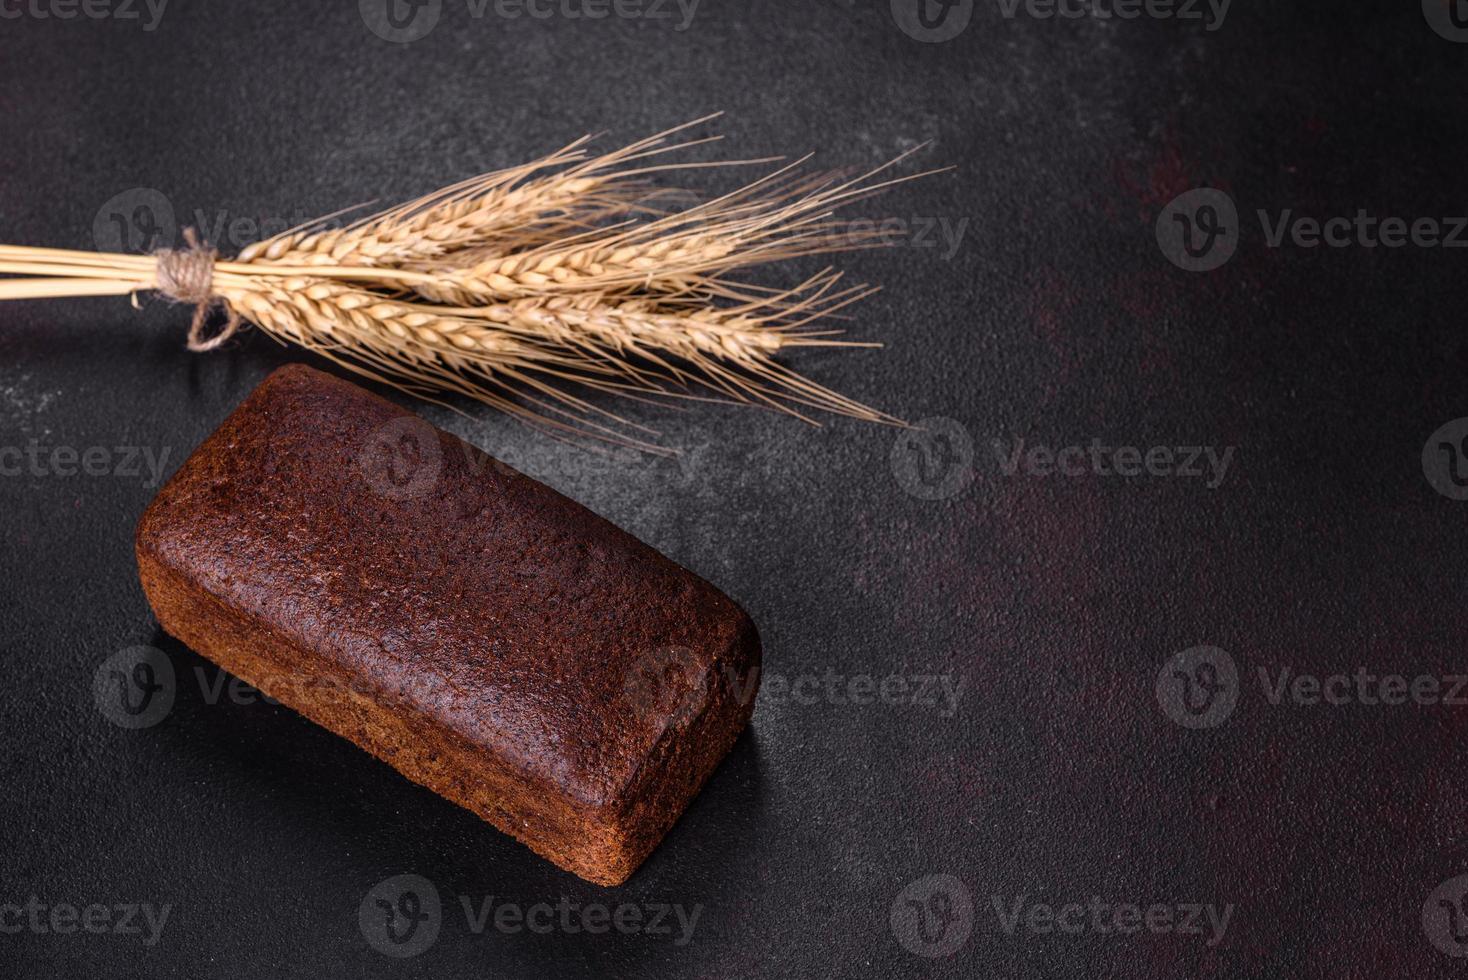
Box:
xmin=137 ymin=364 xmax=757 ymax=809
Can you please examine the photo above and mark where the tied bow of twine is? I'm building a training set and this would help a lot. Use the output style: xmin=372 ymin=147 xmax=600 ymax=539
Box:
xmin=152 ymin=228 xmax=241 ymax=352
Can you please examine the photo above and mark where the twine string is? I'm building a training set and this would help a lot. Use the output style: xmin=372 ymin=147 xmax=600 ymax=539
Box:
xmin=154 ymin=228 xmax=241 ymax=352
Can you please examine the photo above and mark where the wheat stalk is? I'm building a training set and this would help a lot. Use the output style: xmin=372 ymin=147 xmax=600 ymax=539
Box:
xmin=0 ymin=118 xmax=945 ymax=451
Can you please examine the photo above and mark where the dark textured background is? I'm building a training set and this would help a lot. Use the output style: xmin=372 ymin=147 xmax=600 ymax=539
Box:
xmin=3 ymin=1 xmax=1468 ymax=977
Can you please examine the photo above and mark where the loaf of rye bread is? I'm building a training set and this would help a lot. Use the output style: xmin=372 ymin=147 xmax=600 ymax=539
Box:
xmin=135 ymin=364 xmax=760 ymax=886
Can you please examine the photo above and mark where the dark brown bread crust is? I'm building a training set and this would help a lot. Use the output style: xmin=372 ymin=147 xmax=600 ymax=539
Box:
xmin=135 ymin=364 xmax=760 ymax=886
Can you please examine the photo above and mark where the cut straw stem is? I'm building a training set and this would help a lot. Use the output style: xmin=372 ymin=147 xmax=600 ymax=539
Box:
xmin=0 ymin=278 xmax=142 ymax=299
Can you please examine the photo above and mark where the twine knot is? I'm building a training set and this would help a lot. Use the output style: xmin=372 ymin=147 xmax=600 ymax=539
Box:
xmin=154 ymin=228 xmax=241 ymax=352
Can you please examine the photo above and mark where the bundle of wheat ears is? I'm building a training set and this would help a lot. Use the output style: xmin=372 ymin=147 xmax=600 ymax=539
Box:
xmin=0 ymin=117 xmax=941 ymax=451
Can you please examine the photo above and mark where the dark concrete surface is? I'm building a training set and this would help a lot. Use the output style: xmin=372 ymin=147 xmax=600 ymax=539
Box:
xmin=2 ymin=1 xmax=1468 ymax=977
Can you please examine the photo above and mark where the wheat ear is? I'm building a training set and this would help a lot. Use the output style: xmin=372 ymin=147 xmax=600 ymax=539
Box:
xmin=0 ymin=118 xmax=948 ymax=450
